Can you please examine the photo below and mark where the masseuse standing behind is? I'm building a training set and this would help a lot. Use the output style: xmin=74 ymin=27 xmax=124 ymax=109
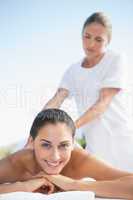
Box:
xmin=44 ymin=12 xmax=133 ymax=172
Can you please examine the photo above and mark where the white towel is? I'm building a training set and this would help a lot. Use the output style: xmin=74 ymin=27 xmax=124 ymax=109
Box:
xmin=0 ymin=191 xmax=95 ymax=200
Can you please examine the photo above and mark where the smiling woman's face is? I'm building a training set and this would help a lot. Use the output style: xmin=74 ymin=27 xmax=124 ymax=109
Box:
xmin=32 ymin=122 xmax=74 ymax=175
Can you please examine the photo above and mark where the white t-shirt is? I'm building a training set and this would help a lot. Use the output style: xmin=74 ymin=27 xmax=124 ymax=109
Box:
xmin=59 ymin=50 xmax=133 ymax=171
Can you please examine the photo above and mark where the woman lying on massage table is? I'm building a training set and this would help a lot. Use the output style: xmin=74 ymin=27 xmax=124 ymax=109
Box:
xmin=0 ymin=109 xmax=133 ymax=199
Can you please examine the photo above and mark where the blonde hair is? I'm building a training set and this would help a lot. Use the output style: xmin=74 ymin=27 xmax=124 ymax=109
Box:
xmin=82 ymin=12 xmax=112 ymax=42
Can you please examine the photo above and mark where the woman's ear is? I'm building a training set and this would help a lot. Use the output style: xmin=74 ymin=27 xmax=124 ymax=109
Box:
xmin=24 ymin=136 xmax=34 ymax=149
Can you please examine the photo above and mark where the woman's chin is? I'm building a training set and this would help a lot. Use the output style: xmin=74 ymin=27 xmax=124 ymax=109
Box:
xmin=44 ymin=169 xmax=61 ymax=175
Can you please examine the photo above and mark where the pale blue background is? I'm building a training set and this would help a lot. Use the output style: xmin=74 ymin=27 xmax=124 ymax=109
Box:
xmin=0 ymin=0 xmax=133 ymax=146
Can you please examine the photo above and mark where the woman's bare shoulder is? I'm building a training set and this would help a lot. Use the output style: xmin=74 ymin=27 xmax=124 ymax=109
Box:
xmin=62 ymin=147 xmax=131 ymax=180
xmin=0 ymin=149 xmax=34 ymax=183
xmin=70 ymin=147 xmax=92 ymax=165
xmin=61 ymin=147 xmax=92 ymax=178
xmin=9 ymin=149 xmax=34 ymax=165
xmin=11 ymin=149 xmax=39 ymax=175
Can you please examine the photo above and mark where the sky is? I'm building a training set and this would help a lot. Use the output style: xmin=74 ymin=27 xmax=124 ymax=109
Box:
xmin=0 ymin=0 xmax=133 ymax=146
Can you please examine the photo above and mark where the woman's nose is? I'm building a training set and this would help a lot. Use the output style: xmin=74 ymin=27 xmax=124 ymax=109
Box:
xmin=83 ymin=37 xmax=95 ymax=49
xmin=51 ymin=148 xmax=60 ymax=161
xmin=89 ymin=39 xmax=95 ymax=48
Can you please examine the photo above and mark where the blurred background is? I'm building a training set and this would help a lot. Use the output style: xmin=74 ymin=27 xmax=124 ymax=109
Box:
xmin=0 ymin=0 xmax=133 ymax=156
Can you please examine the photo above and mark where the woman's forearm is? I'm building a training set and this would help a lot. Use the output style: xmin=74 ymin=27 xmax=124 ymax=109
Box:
xmin=74 ymin=177 xmax=133 ymax=199
xmin=0 ymin=182 xmax=24 ymax=193
xmin=40 ymin=174 xmax=133 ymax=199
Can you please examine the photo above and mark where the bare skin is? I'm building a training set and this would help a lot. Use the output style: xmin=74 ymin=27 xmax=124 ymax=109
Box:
xmin=43 ymin=87 xmax=120 ymax=129
xmin=0 ymin=119 xmax=132 ymax=198
xmin=44 ymin=174 xmax=133 ymax=199
xmin=43 ymin=22 xmax=120 ymax=129
xmin=0 ymin=147 xmax=132 ymax=197
xmin=0 ymin=178 xmax=54 ymax=194
xmin=0 ymin=149 xmax=55 ymax=194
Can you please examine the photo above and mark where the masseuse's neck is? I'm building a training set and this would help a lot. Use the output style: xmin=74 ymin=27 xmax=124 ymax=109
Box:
xmin=83 ymin=52 xmax=105 ymax=68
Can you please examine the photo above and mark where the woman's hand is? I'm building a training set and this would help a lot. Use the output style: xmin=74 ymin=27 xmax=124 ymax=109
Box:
xmin=31 ymin=172 xmax=78 ymax=191
xmin=44 ymin=174 xmax=77 ymax=191
xmin=30 ymin=173 xmax=94 ymax=193
xmin=19 ymin=177 xmax=54 ymax=194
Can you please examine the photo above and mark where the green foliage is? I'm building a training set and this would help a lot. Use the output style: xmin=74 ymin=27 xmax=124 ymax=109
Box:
xmin=76 ymin=138 xmax=86 ymax=149
xmin=0 ymin=148 xmax=11 ymax=159
xmin=0 ymin=144 xmax=16 ymax=159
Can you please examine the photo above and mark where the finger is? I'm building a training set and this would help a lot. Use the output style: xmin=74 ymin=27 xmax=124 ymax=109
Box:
xmin=47 ymin=184 xmax=54 ymax=194
xmin=45 ymin=180 xmax=55 ymax=194
xmin=37 ymin=178 xmax=55 ymax=194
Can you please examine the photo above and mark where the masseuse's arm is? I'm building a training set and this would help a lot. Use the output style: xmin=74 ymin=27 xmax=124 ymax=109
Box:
xmin=45 ymin=174 xmax=133 ymax=199
xmin=43 ymin=88 xmax=69 ymax=110
xmin=75 ymin=88 xmax=120 ymax=128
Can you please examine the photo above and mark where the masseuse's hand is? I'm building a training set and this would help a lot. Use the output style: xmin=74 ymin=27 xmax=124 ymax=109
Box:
xmin=20 ymin=178 xmax=54 ymax=194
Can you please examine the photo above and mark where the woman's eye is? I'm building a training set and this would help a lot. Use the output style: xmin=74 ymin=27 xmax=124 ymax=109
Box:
xmin=96 ymin=38 xmax=103 ymax=42
xmin=41 ymin=143 xmax=51 ymax=149
xmin=84 ymin=35 xmax=91 ymax=39
xmin=59 ymin=144 xmax=70 ymax=150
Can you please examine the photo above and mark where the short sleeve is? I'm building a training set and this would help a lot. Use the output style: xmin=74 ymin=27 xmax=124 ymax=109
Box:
xmin=59 ymin=65 xmax=75 ymax=99
xmin=101 ymin=53 xmax=128 ymax=90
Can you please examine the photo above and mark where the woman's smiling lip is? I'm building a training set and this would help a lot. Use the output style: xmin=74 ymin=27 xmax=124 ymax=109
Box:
xmin=44 ymin=160 xmax=62 ymax=167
